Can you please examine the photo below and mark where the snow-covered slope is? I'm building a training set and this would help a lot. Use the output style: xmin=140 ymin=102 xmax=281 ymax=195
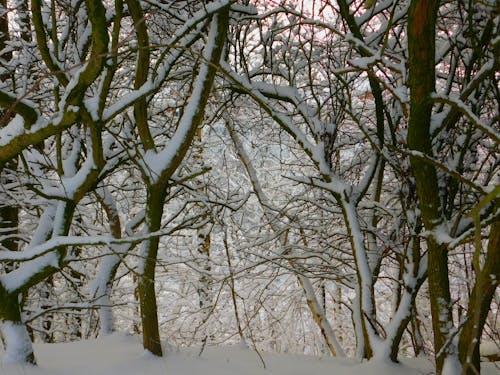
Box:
xmin=1 ymin=333 xmax=498 ymax=375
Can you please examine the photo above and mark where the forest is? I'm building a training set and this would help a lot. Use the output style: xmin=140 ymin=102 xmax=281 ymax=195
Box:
xmin=0 ymin=1 xmax=498 ymax=375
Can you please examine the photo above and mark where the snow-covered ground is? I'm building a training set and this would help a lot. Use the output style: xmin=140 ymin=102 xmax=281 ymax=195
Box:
xmin=1 ymin=333 xmax=499 ymax=375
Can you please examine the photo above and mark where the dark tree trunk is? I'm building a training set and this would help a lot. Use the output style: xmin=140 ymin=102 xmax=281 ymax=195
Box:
xmin=407 ymin=1 xmax=454 ymax=374
xmin=138 ymin=186 xmax=166 ymax=357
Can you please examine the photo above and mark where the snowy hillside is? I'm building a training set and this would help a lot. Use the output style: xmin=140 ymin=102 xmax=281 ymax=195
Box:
xmin=1 ymin=333 xmax=499 ymax=375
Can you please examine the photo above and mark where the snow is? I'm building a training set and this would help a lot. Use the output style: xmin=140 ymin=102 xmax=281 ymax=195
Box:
xmin=1 ymin=334 xmax=497 ymax=375
xmin=481 ymin=341 xmax=500 ymax=357
xmin=0 ymin=321 xmax=33 ymax=365
xmin=230 ymin=3 xmax=258 ymax=16
xmin=348 ymin=54 xmax=379 ymax=70
xmin=142 ymin=8 xmax=223 ymax=183
xmin=0 ymin=333 xmax=460 ymax=375
xmin=430 ymin=222 xmax=453 ymax=246
xmin=0 ymin=252 xmax=59 ymax=293
xmin=442 ymin=355 xmax=462 ymax=375
xmin=0 ymin=115 xmax=25 ymax=146
xmin=432 ymin=93 xmax=499 ymax=144
xmin=102 ymin=81 xmax=154 ymax=121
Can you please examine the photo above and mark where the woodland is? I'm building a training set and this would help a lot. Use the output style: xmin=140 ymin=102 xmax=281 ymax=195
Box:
xmin=0 ymin=1 xmax=498 ymax=375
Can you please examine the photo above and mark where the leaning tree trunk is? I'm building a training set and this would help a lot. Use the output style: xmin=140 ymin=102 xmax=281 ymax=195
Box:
xmin=341 ymin=199 xmax=376 ymax=359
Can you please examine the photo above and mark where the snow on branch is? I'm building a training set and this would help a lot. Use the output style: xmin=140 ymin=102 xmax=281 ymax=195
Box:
xmin=432 ymin=94 xmax=499 ymax=144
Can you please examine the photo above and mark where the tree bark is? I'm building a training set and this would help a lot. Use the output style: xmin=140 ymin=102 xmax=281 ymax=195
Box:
xmin=138 ymin=186 xmax=166 ymax=356
xmin=407 ymin=1 xmax=453 ymax=373
xmin=458 ymin=219 xmax=500 ymax=375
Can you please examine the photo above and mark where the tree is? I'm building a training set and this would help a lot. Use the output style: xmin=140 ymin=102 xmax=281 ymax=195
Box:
xmin=0 ymin=0 xmax=232 ymax=362
xmin=0 ymin=2 xmax=497 ymax=373
xmin=221 ymin=0 xmax=429 ymax=360
xmin=124 ymin=0 xmax=230 ymax=355
xmin=407 ymin=1 xmax=498 ymax=373
xmin=222 ymin=0 xmax=498 ymax=371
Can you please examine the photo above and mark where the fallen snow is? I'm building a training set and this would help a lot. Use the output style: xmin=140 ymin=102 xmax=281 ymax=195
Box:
xmin=1 ymin=333 xmax=499 ymax=375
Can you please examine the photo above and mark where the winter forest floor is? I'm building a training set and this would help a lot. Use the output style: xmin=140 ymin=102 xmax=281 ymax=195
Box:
xmin=1 ymin=333 xmax=499 ymax=375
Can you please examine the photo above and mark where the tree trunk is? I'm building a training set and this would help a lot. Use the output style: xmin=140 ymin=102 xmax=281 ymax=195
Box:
xmin=0 ymin=288 xmax=35 ymax=364
xmin=458 ymin=219 xmax=500 ymax=375
xmin=388 ymin=235 xmax=424 ymax=362
xmin=132 ymin=2 xmax=231 ymax=357
xmin=196 ymin=224 xmax=212 ymax=337
xmin=341 ymin=199 xmax=375 ymax=359
xmin=298 ymin=275 xmax=345 ymax=357
xmin=410 ymin=306 xmax=426 ymax=357
xmin=94 ymin=188 xmax=124 ymax=336
xmin=0 ymin=0 xmax=33 ymax=364
xmin=193 ymin=126 xmax=213 ymax=344
xmin=407 ymin=1 xmax=454 ymax=373
xmin=138 ymin=185 xmax=166 ymax=357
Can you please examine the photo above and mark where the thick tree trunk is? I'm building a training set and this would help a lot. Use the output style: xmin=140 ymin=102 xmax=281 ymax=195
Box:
xmin=387 ymin=286 xmax=422 ymax=362
xmin=407 ymin=1 xmax=455 ymax=373
xmin=97 ymin=292 xmax=114 ymax=336
xmin=127 ymin=1 xmax=231 ymax=357
xmin=0 ymin=126 xmax=33 ymax=363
